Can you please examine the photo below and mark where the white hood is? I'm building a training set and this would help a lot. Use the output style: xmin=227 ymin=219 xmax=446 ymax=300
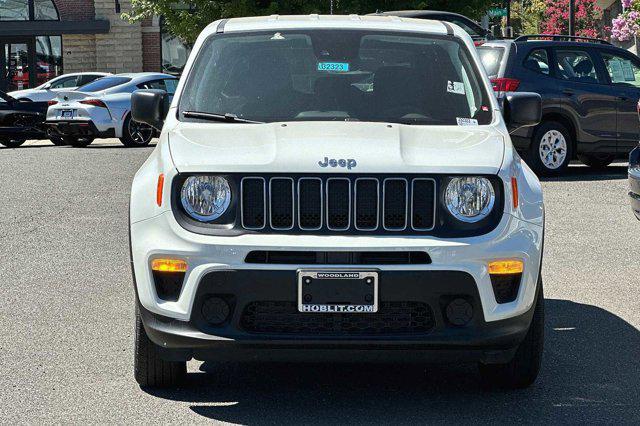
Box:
xmin=168 ymin=121 xmax=505 ymax=175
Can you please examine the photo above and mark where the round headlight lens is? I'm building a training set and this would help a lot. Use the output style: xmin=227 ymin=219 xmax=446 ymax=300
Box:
xmin=181 ymin=175 xmax=231 ymax=222
xmin=445 ymin=177 xmax=495 ymax=223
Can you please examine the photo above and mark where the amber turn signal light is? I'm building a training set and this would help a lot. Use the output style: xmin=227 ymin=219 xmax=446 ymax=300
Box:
xmin=156 ymin=174 xmax=164 ymax=207
xmin=151 ymin=258 xmax=188 ymax=273
xmin=488 ymin=260 xmax=524 ymax=275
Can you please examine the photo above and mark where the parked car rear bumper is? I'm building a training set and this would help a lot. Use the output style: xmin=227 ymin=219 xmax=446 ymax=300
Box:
xmin=46 ymin=120 xmax=115 ymax=139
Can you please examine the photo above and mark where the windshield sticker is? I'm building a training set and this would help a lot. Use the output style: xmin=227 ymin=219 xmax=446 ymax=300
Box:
xmin=457 ymin=117 xmax=479 ymax=126
xmin=318 ymin=62 xmax=350 ymax=72
xmin=447 ymin=81 xmax=466 ymax=95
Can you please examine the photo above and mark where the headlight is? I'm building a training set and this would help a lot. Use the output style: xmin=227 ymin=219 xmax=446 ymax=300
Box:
xmin=445 ymin=177 xmax=495 ymax=223
xmin=181 ymin=175 xmax=231 ymax=221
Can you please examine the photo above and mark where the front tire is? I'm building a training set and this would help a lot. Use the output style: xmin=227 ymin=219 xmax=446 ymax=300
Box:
xmin=64 ymin=136 xmax=94 ymax=148
xmin=527 ymin=121 xmax=572 ymax=176
xmin=120 ymin=115 xmax=154 ymax=147
xmin=478 ymin=278 xmax=544 ymax=389
xmin=0 ymin=138 xmax=26 ymax=148
xmin=577 ymin=153 xmax=615 ymax=169
xmin=134 ymin=304 xmax=186 ymax=387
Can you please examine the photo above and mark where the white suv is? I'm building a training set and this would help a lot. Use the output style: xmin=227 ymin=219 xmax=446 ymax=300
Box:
xmin=129 ymin=15 xmax=545 ymax=389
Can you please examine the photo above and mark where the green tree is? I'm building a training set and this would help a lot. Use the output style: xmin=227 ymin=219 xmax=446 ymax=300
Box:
xmin=124 ymin=0 xmax=494 ymax=44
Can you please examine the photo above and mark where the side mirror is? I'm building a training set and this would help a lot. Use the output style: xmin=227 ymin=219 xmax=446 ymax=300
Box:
xmin=131 ymin=89 xmax=170 ymax=131
xmin=42 ymin=83 xmax=51 ymax=90
xmin=503 ymin=92 xmax=541 ymax=133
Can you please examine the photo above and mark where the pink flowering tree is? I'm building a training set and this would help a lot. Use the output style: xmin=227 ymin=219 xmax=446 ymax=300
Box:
xmin=539 ymin=0 xmax=604 ymax=38
xmin=612 ymin=0 xmax=640 ymax=41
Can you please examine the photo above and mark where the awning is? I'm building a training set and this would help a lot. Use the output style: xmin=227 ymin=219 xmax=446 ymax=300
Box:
xmin=0 ymin=20 xmax=110 ymax=37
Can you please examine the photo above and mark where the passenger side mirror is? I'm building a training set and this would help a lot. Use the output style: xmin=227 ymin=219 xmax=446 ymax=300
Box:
xmin=131 ymin=89 xmax=170 ymax=131
xmin=503 ymin=92 xmax=541 ymax=133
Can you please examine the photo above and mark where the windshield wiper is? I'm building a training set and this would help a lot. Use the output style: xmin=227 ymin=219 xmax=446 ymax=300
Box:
xmin=182 ymin=111 xmax=263 ymax=124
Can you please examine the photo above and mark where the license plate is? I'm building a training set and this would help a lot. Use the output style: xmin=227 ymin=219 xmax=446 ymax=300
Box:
xmin=297 ymin=270 xmax=378 ymax=313
xmin=61 ymin=110 xmax=74 ymax=118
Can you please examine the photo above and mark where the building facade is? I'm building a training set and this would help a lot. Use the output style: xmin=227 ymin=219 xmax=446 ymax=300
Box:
xmin=0 ymin=0 xmax=188 ymax=91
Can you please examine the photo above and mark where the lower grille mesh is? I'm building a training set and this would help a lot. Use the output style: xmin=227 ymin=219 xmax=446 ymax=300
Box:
xmin=241 ymin=301 xmax=435 ymax=335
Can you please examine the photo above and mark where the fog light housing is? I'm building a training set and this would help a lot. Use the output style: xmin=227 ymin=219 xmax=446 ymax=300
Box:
xmin=201 ymin=295 xmax=232 ymax=325
xmin=151 ymin=258 xmax=187 ymax=301
xmin=488 ymin=260 xmax=523 ymax=304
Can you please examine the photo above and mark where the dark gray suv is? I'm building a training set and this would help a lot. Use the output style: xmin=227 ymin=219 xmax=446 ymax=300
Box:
xmin=479 ymin=35 xmax=640 ymax=175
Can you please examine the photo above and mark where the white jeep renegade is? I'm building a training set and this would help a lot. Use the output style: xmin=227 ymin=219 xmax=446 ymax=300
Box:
xmin=129 ymin=15 xmax=545 ymax=389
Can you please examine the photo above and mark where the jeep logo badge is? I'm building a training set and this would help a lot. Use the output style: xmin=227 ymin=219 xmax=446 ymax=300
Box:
xmin=318 ymin=157 xmax=357 ymax=170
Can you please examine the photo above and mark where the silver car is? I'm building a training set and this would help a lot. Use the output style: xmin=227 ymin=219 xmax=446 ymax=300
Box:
xmin=46 ymin=73 xmax=178 ymax=147
xmin=8 ymin=72 xmax=110 ymax=103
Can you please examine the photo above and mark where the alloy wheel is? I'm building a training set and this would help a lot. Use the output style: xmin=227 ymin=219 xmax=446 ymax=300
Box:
xmin=128 ymin=119 xmax=154 ymax=145
xmin=538 ymin=130 xmax=567 ymax=170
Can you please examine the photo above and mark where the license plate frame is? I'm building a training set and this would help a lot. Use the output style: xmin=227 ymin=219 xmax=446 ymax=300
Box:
xmin=297 ymin=270 xmax=378 ymax=313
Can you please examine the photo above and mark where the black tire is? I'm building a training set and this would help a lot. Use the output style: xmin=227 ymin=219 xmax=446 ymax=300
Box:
xmin=64 ymin=136 xmax=94 ymax=148
xmin=577 ymin=153 xmax=616 ymax=169
xmin=134 ymin=304 xmax=186 ymax=387
xmin=527 ymin=121 xmax=573 ymax=176
xmin=120 ymin=115 xmax=154 ymax=147
xmin=0 ymin=138 xmax=26 ymax=148
xmin=478 ymin=278 xmax=544 ymax=389
xmin=50 ymin=136 xmax=67 ymax=146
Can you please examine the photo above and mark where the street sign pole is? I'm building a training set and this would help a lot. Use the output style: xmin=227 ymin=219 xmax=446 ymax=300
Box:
xmin=569 ymin=0 xmax=575 ymax=35
xmin=505 ymin=0 xmax=511 ymax=28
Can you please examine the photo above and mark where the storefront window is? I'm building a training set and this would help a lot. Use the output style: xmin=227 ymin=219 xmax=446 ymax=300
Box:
xmin=35 ymin=36 xmax=62 ymax=85
xmin=161 ymin=21 xmax=191 ymax=75
xmin=0 ymin=0 xmax=29 ymax=20
xmin=0 ymin=0 xmax=58 ymax=21
xmin=34 ymin=0 xmax=58 ymax=20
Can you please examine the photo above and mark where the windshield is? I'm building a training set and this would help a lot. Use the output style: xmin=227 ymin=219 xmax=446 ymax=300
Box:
xmin=179 ymin=30 xmax=493 ymax=125
xmin=477 ymin=46 xmax=505 ymax=78
xmin=77 ymin=76 xmax=131 ymax=92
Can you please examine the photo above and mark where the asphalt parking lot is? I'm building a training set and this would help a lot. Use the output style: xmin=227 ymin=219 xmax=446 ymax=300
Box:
xmin=1 ymin=139 xmax=639 ymax=424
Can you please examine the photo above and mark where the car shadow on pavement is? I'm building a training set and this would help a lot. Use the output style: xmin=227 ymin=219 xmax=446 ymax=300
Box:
xmin=143 ymin=299 xmax=640 ymax=423
xmin=540 ymin=164 xmax=628 ymax=182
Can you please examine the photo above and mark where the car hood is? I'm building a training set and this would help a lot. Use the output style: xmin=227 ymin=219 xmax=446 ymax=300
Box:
xmin=168 ymin=121 xmax=505 ymax=175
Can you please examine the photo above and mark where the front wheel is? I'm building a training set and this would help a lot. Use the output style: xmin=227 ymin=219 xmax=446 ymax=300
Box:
xmin=577 ymin=153 xmax=616 ymax=169
xmin=134 ymin=304 xmax=186 ymax=387
xmin=478 ymin=278 xmax=544 ymax=389
xmin=527 ymin=121 xmax=572 ymax=176
xmin=64 ymin=136 xmax=94 ymax=148
xmin=0 ymin=138 xmax=26 ymax=148
xmin=120 ymin=115 xmax=154 ymax=147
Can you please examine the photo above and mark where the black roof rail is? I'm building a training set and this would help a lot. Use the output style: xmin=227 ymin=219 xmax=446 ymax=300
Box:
xmin=514 ymin=34 xmax=612 ymax=45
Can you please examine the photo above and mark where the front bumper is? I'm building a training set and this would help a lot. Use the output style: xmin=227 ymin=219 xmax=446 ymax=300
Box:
xmin=131 ymin=210 xmax=543 ymax=355
xmin=46 ymin=120 xmax=115 ymax=139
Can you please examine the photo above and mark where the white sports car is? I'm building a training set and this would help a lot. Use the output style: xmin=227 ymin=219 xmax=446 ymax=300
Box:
xmin=46 ymin=72 xmax=178 ymax=147
xmin=8 ymin=72 xmax=110 ymax=102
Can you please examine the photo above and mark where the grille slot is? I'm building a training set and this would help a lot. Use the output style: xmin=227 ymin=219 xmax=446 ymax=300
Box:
xmin=355 ymin=178 xmax=379 ymax=230
xmin=269 ymin=178 xmax=294 ymax=230
xmin=383 ymin=178 xmax=408 ymax=230
xmin=326 ymin=178 xmax=351 ymax=230
xmin=241 ymin=301 xmax=435 ymax=335
xmin=411 ymin=179 xmax=436 ymax=230
xmin=298 ymin=178 xmax=322 ymax=230
xmin=241 ymin=177 xmax=266 ymax=230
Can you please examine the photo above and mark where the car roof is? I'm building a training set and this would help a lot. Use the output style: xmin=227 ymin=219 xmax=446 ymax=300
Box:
xmin=113 ymin=72 xmax=177 ymax=81
xmin=208 ymin=14 xmax=455 ymax=38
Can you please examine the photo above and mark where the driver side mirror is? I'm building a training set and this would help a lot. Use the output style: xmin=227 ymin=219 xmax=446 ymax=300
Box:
xmin=503 ymin=92 xmax=542 ymax=133
xmin=42 ymin=83 xmax=51 ymax=90
xmin=131 ymin=89 xmax=170 ymax=131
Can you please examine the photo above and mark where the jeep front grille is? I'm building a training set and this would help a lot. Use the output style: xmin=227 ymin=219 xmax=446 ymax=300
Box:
xmin=240 ymin=176 xmax=436 ymax=234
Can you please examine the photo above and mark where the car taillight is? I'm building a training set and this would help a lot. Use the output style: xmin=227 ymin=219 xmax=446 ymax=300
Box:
xmin=474 ymin=40 xmax=485 ymax=47
xmin=79 ymin=99 xmax=107 ymax=108
xmin=47 ymin=100 xmax=58 ymax=106
xmin=491 ymin=78 xmax=520 ymax=92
